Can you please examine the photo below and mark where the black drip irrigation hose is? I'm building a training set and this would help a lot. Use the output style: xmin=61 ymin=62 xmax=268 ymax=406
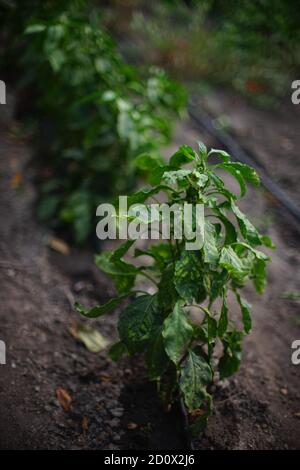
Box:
xmin=188 ymin=102 xmax=300 ymax=229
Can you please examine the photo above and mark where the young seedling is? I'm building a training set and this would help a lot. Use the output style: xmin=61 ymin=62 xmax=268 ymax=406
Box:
xmin=76 ymin=143 xmax=274 ymax=432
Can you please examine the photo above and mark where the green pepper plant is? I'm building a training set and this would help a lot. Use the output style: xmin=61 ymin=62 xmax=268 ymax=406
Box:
xmin=76 ymin=143 xmax=274 ymax=432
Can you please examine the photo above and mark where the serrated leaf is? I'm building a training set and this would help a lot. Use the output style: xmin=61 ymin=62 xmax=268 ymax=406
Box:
xmin=162 ymin=302 xmax=194 ymax=364
xmin=180 ymin=348 xmax=212 ymax=411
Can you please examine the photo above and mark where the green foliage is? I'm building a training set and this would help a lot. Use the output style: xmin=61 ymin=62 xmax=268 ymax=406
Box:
xmin=11 ymin=3 xmax=185 ymax=243
xmin=129 ymin=0 xmax=300 ymax=103
xmin=76 ymin=142 xmax=273 ymax=432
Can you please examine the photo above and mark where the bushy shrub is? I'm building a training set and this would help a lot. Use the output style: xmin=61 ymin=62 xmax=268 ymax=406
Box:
xmin=2 ymin=2 xmax=186 ymax=242
xmin=77 ymin=143 xmax=274 ymax=432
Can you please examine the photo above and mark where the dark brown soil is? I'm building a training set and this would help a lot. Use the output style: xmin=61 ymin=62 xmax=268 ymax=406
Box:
xmin=0 ymin=89 xmax=300 ymax=450
xmin=0 ymin=94 xmax=184 ymax=450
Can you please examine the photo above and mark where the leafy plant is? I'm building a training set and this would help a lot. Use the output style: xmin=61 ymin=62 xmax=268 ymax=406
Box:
xmin=79 ymin=142 xmax=273 ymax=431
xmin=13 ymin=3 xmax=185 ymax=243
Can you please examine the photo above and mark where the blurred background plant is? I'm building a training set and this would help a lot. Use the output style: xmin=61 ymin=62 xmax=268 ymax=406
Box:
xmin=105 ymin=0 xmax=300 ymax=105
xmin=1 ymin=0 xmax=299 ymax=243
xmin=0 ymin=0 xmax=186 ymax=243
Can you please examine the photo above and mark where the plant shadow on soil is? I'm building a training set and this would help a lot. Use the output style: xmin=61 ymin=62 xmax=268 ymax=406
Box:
xmin=119 ymin=361 xmax=188 ymax=450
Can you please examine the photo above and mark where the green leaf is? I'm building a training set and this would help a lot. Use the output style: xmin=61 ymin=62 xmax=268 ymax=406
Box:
xmin=261 ymin=234 xmax=275 ymax=249
xmin=25 ymin=24 xmax=46 ymax=34
xmin=208 ymin=172 xmax=237 ymax=201
xmin=162 ymin=169 xmax=192 ymax=187
xmin=118 ymin=294 xmax=163 ymax=354
xmin=198 ymin=141 xmax=208 ymax=161
xmin=219 ymin=331 xmax=244 ymax=379
xmin=111 ymin=240 xmax=135 ymax=262
xmin=212 ymin=208 xmax=237 ymax=245
xmin=108 ymin=341 xmax=127 ymax=362
xmin=251 ymin=258 xmax=267 ymax=293
xmin=203 ymin=220 xmax=219 ymax=264
xmin=162 ymin=302 xmax=194 ymax=364
xmin=217 ymin=162 xmax=260 ymax=196
xmin=146 ymin=327 xmax=170 ymax=379
xmin=210 ymin=270 xmax=229 ymax=303
xmin=231 ymin=202 xmax=261 ymax=246
xmin=95 ymin=251 xmax=138 ymax=294
xmin=37 ymin=195 xmax=61 ymax=221
xmin=190 ymin=411 xmax=211 ymax=436
xmin=219 ymin=246 xmax=249 ymax=281
xmin=236 ymin=293 xmax=252 ymax=333
xmin=169 ymin=145 xmax=196 ymax=167
xmin=134 ymin=153 xmax=163 ymax=171
xmin=174 ymin=251 xmax=207 ymax=303
xmin=126 ymin=185 xmax=173 ymax=206
xmin=158 ymin=264 xmax=178 ymax=309
xmin=228 ymin=162 xmax=260 ymax=186
xmin=75 ymin=294 xmax=128 ymax=318
xmin=180 ymin=348 xmax=212 ymax=411
xmin=218 ymin=295 xmax=228 ymax=337
xmin=208 ymin=148 xmax=231 ymax=162
xmin=217 ymin=163 xmax=247 ymax=196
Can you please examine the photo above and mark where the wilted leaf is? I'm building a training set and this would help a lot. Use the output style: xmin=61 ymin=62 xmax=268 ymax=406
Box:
xmin=76 ymin=324 xmax=110 ymax=353
xmin=48 ymin=237 xmax=70 ymax=255
xmin=10 ymin=172 xmax=23 ymax=189
xmin=56 ymin=387 xmax=72 ymax=412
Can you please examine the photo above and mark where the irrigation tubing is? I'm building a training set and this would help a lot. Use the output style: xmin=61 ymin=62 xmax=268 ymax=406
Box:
xmin=188 ymin=101 xmax=300 ymax=227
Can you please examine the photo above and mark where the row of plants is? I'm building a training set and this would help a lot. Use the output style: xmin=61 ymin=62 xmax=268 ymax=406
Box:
xmin=1 ymin=1 xmax=274 ymax=435
xmin=76 ymin=143 xmax=274 ymax=432
xmin=119 ymin=0 xmax=300 ymax=105
xmin=0 ymin=1 xmax=186 ymax=243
